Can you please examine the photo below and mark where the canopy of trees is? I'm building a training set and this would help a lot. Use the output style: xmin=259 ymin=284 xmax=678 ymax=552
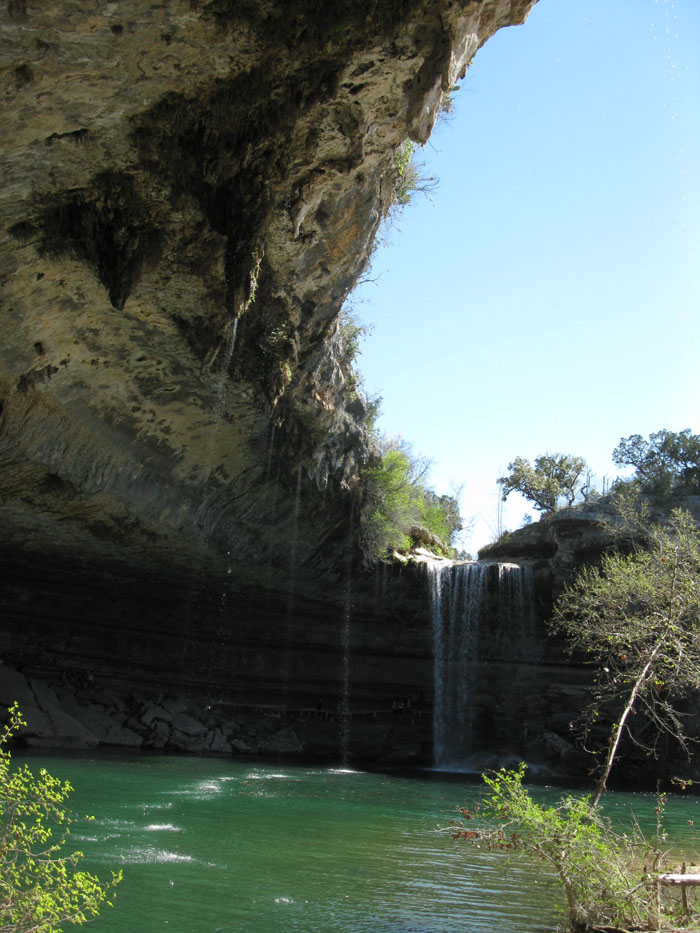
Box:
xmin=498 ymin=429 xmax=700 ymax=517
xmin=498 ymin=453 xmax=589 ymax=513
xmin=613 ymin=428 xmax=700 ymax=499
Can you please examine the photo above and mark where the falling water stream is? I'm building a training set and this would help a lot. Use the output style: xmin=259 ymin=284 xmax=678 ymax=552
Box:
xmin=282 ymin=466 xmax=304 ymax=706
xmin=428 ymin=560 xmax=535 ymax=770
xmin=339 ymin=510 xmax=356 ymax=766
xmin=215 ymin=316 xmax=239 ymax=413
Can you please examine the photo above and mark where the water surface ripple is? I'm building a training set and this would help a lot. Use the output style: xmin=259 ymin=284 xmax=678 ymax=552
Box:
xmin=19 ymin=755 xmax=700 ymax=932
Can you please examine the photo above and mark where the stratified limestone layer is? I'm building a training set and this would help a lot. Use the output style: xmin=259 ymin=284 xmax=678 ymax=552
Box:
xmin=0 ymin=1 xmax=537 ymax=758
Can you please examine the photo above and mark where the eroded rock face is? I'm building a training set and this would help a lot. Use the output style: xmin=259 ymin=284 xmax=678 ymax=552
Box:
xmin=0 ymin=1 xmax=537 ymax=758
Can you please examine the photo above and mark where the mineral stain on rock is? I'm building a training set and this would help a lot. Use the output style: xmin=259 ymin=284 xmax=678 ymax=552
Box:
xmin=38 ymin=172 xmax=164 ymax=311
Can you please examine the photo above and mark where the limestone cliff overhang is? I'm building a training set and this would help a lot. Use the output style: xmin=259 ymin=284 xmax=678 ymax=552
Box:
xmin=0 ymin=1 xmax=537 ymax=575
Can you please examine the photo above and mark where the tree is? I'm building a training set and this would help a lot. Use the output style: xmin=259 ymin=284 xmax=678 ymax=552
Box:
xmin=498 ymin=453 xmax=587 ymax=513
xmin=613 ymin=429 xmax=700 ymax=499
xmin=418 ymin=488 xmax=463 ymax=548
xmin=0 ymin=704 xmax=121 ymax=932
xmin=552 ymin=507 xmax=700 ymax=806
xmin=450 ymin=508 xmax=700 ymax=932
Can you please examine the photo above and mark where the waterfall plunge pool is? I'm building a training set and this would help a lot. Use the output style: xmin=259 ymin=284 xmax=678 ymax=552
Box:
xmin=16 ymin=753 xmax=700 ymax=932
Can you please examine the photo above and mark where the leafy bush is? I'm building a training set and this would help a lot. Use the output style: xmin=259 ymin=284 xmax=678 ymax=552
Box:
xmin=0 ymin=704 xmax=121 ymax=932
xmin=359 ymin=440 xmax=462 ymax=563
xmin=450 ymin=764 xmax=697 ymax=932
xmin=361 ymin=441 xmax=462 ymax=561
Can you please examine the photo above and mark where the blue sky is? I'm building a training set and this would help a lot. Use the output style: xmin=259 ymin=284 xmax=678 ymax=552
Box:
xmin=351 ymin=0 xmax=700 ymax=553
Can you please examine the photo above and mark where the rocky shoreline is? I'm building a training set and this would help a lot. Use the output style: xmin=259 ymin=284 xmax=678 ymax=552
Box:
xmin=0 ymin=662 xmax=429 ymax=765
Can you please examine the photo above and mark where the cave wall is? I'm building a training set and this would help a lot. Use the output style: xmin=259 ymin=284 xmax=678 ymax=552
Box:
xmin=1 ymin=1 xmax=541 ymax=760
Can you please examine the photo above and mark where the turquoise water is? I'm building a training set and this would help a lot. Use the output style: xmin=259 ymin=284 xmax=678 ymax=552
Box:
xmin=17 ymin=754 xmax=700 ymax=932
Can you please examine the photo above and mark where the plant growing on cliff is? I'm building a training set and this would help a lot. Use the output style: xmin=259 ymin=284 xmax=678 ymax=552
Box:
xmin=498 ymin=453 xmax=588 ymax=513
xmin=359 ymin=438 xmax=462 ymax=562
xmin=0 ymin=704 xmax=121 ymax=932
xmin=385 ymin=139 xmax=438 ymax=218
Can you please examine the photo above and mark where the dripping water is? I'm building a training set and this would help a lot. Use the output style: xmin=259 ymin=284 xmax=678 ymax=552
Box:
xmin=339 ymin=584 xmax=351 ymax=766
xmin=339 ymin=510 xmax=355 ymax=767
xmin=215 ymin=316 xmax=239 ymax=413
xmin=282 ymin=466 xmax=303 ymax=707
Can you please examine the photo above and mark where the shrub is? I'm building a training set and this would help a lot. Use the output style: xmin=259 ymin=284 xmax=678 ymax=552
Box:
xmin=450 ymin=764 xmax=698 ymax=932
xmin=359 ymin=440 xmax=461 ymax=562
xmin=0 ymin=704 xmax=121 ymax=932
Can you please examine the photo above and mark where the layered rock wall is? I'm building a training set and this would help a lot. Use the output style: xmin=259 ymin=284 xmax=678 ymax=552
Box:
xmin=1 ymin=1 xmax=538 ymax=760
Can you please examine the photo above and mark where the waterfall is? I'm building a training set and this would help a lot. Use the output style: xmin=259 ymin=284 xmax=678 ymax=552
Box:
xmin=428 ymin=561 xmax=535 ymax=770
xmin=215 ymin=316 xmax=239 ymax=412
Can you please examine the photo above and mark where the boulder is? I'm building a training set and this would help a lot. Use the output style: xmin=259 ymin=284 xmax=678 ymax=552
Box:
xmin=209 ymin=728 xmax=233 ymax=754
xmin=0 ymin=665 xmax=98 ymax=749
xmin=81 ymin=688 xmax=124 ymax=711
xmin=28 ymin=678 xmax=60 ymax=711
xmin=145 ymin=720 xmax=171 ymax=749
xmin=0 ymin=665 xmax=36 ymax=711
xmin=171 ymin=712 xmax=207 ymax=736
xmin=23 ymin=709 xmax=98 ymax=750
xmin=77 ymin=705 xmax=142 ymax=747
xmin=170 ymin=730 xmax=209 ymax=753
xmin=256 ymin=728 xmax=303 ymax=755
xmin=141 ymin=703 xmax=172 ymax=726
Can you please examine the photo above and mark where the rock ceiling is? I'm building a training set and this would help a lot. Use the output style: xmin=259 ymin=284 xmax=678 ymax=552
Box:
xmin=0 ymin=1 xmax=537 ymax=580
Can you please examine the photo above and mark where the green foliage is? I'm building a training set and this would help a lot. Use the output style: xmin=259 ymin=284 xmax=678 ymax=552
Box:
xmin=337 ymin=307 xmax=371 ymax=370
xmin=417 ymin=489 xmax=462 ymax=548
xmin=385 ymin=139 xmax=438 ymax=217
xmin=613 ymin=429 xmax=700 ymax=501
xmin=359 ymin=440 xmax=462 ymax=562
xmin=552 ymin=508 xmax=700 ymax=802
xmin=391 ymin=140 xmax=416 ymax=207
xmin=0 ymin=704 xmax=121 ymax=932
xmin=498 ymin=453 xmax=588 ymax=513
xmin=362 ymin=449 xmax=416 ymax=555
xmin=451 ymin=765 xmax=696 ymax=932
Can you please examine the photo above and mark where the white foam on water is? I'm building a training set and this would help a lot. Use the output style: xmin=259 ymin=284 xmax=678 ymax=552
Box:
xmin=121 ymin=846 xmax=194 ymax=865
